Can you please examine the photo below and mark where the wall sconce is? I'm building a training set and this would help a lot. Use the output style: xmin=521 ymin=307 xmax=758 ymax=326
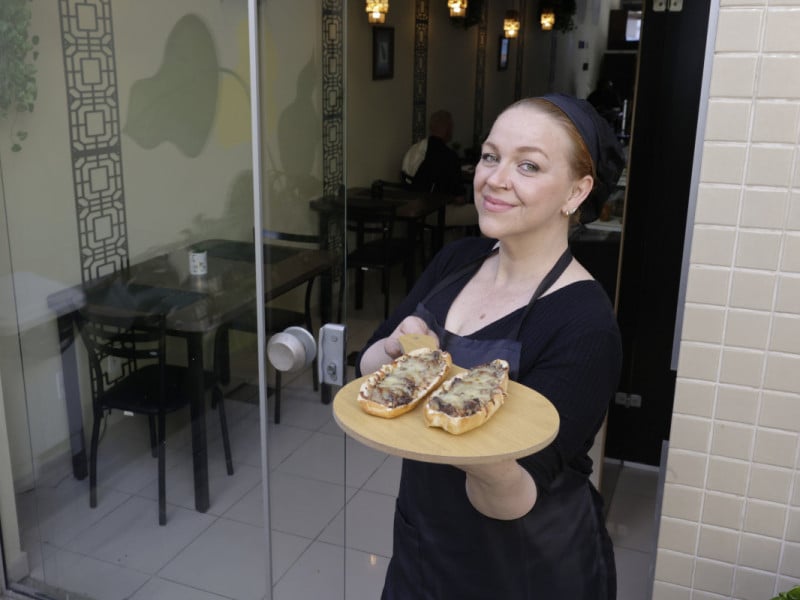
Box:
xmin=447 ymin=0 xmax=468 ymax=18
xmin=540 ymin=8 xmax=555 ymax=31
xmin=366 ymin=1 xmax=389 ymax=24
xmin=503 ymin=10 xmax=521 ymax=38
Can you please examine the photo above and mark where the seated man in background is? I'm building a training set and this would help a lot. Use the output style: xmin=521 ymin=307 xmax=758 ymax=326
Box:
xmin=402 ymin=110 xmax=478 ymax=231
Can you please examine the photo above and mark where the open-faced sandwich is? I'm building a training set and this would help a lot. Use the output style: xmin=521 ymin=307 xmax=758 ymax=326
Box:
xmin=358 ymin=347 xmax=452 ymax=418
xmin=423 ymin=359 xmax=509 ymax=435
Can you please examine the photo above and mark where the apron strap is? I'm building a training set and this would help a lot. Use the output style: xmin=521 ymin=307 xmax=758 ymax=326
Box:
xmin=510 ymin=247 xmax=573 ymax=340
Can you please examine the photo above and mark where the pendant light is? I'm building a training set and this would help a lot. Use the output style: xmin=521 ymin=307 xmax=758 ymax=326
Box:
xmin=503 ymin=9 xmax=521 ymax=38
xmin=365 ymin=1 xmax=389 ymax=24
xmin=447 ymin=0 xmax=468 ymax=18
xmin=540 ymin=8 xmax=555 ymax=31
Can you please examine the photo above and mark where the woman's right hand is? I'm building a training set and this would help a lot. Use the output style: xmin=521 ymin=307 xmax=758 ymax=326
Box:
xmin=360 ymin=316 xmax=437 ymax=374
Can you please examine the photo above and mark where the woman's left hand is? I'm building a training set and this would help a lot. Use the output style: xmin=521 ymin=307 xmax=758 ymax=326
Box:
xmin=456 ymin=460 xmax=538 ymax=520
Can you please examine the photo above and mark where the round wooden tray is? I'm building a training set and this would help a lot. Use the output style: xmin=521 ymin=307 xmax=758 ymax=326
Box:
xmin=333 ymin=336 xmax=560 ymax=464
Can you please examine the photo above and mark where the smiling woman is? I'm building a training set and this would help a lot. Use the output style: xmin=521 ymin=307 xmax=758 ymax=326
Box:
xmin=357 ymin=94 xmax=626 ymax=599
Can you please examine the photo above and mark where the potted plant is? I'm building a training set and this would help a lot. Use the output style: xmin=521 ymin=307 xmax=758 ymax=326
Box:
xmin=0 ymin=0 xmax=39 ymax=152
xmin=771 ymin=585 xmax=800 ymax=600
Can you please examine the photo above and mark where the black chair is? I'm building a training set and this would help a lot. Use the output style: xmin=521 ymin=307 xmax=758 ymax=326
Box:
xmin=77 ymin=306 xmax=233 ymax=526
xmin=342 ymin=198 xmax=410 ymax=320
xmin=213 ymin=230 xmax=321 ymax=424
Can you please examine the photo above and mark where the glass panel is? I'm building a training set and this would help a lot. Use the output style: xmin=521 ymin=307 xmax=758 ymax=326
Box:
xmin=255 ymin=2 xmax=348 ymax=598
xmin=0 ymin=1 xmax=268 ymax=598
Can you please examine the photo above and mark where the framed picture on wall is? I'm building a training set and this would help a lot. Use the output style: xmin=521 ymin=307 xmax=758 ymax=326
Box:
xmin=372 ymin=26 xmax=394 ymax=80
xmin=498 ymin=36 xmax=510 ymax=71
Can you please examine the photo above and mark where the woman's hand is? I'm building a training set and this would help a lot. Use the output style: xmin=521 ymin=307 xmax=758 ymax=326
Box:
xmin=458 ymin=460 xmax=538 ymax=520
xmin=359 ymin=316 xmax=436 ymax=375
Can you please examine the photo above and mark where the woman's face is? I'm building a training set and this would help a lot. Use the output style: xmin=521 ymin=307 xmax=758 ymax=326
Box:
xmin=473 ymin=104 xmax=592 ymax=242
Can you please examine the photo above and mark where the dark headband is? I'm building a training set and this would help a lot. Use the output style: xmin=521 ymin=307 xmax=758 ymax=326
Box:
xmin=540 ymin=93 xmax=626 ymax=223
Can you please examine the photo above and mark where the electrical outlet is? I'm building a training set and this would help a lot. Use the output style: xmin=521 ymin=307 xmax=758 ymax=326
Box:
xmin=653 ymin=0 xmax=667 ymax=12
xmin=106 ymin=356 xmax=122 ymax=379
xmin=629 ymin=394 xmax=642 ymax=408
xmin=614 ymin=392 xmax=629 ymax=406
xmin=55 ymin=371 xmax=65 ymax=401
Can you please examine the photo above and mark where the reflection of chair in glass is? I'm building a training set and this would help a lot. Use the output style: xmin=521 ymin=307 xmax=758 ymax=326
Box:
xmin=77 ymin=307 xmax=233 ymax=526
xmin=213 ymin=230 xmax=321 ymax=424
xmin=343 ymin=201 xmax=410 ymax=320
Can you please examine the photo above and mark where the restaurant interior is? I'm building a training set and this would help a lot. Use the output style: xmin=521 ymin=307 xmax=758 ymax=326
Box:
xmin=4 ymin=0 xmax=797 ymax=599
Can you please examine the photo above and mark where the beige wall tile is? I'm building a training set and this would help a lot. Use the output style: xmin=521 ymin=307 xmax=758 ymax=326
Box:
xmin=759 ymin=56 xmax=800 ymax=98
xmin=678 ymin=344 xmax=721 ymax=381
xmin=782 ymin=233 xmax=800 ymax=273
xmin=741 ymin=187 xmax=789 ymax=229
xmin=695 ymin=185 xmax=741 ymax=226
xmin=745 ymin=146 xmax=795 ymax=187
xmin=771 ymin=315 xmax=800 ymax=353
xmin=752 ymin=101 xmax=800 ymax=143
xmin=735 ymin=230 xmax=782 ymax=270
xmin=682 ymin=305 xmax=726 ymax=343
xmin=781 ymin=543 xmax=800 ymax=578
xmin=703 ymin=492 xmax=745 ymax=529
xmin=734 ymin=567 xmax=782 ymax=600
xmin=711 ymin=422 xmax=755 ymax=460
xmin=674 ymin=379 xmax=715 ymax=418
xmin=740 ymin=533 xmax=782 ymax=571
xmin=748 ymin=465 xmax=793 ymax=503
xmin=760 ymin=391 xmax=800 ymax=431
xmin=764 ymin=9 xmax=800 ymax=52
xmin=671 ymin=414 xmax=713 ymax=453
xmin=776 ymin=274 xmax=800 ymax=313
xmin=721 ymin=0 xmax=765 ymax=5
xmin=716 ymin=9 xmax=763 ymax=52
xmin=789 ymin=194 xmax=800 ymax=230
xmin=724 ymin=309 xmax=770 ymax=349
xmin=788 ymin=508 xmax=800 ymax=542
xmin=662 ymin=482 xmax=704 ymax=521
xmin=694 ymin=558 xmax=735 ymax=596
xmin=710 ymin=55 xmax=759 ymax=97
xmin=666 ymin=450 xmax=708 ymax=487
xmin=708 ymin=456 xmax=750 ymax=494
xmin=794 ymin=471 xmax=800 ymax=506
xmin=753 ymin=429 xmax=798 ymax=468
xmin=744 ymin=499 xmax=787 ymax=537
xmin=698 ymin=525 xmax=740 ymax=562
xmin=716 ymin=385 xmax=760 ymax=424
xmin=701 ymin=144 xmax=748 ymax=184
xmin=731 ymin=270 xmax=776 ymax=310
xmin=764 ymin=352 xmax=800 ymax=394
xmin=705 ymin=100 xmax=752 ymax=141
xmin=691 ymin=227 xmax=737 ymax=266
xmin=652 ymin=581 xmax=691 ymax=600
xmin=655 ymin=549 xmax=695 ymax=587
xmin=720 ymin=348 xmax=765 ymax=387
xmin=659 ymin=517 xmax=699 ymax=554
xmin=687 ymin=266 xmax=731 ymax=305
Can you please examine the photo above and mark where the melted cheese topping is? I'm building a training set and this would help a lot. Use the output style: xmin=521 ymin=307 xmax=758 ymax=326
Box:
xmin=370 ymin=350 xmax=446 ymax=408
xmin=430 ymin=361 xmax=507 ymax=414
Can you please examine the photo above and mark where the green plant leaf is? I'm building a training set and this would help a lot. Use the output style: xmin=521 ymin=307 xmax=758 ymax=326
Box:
xmin=16 ymin=130 xmax=27 ymax=140
xmin=123 ymin=14 xmax=219 ymax=158
xmin=31 ymin=34 xmax=38 ymax=44
xmin=11 ymin=144 xmax=22 ymax=152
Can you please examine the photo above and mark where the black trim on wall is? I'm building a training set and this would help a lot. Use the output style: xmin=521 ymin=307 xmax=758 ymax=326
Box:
xmin=606 ymin=0 xmax=713 ymax=466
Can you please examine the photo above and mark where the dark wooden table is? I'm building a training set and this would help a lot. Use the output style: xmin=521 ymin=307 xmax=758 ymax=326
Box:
xmin=47 ymin=239 xmax=334 ymax=513
xmin=309 ymin=186 xmax=448 ymax=290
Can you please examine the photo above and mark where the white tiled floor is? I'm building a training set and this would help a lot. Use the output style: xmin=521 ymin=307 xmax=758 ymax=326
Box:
xmin=13 ymin=270 xmax=661 ymax=600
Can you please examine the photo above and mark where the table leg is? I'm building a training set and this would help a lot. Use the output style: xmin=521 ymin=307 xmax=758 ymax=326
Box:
xmin=56 ymin=313 xmax=88 ymax=480
xmin=187 ymin=333 xmax=209 ymax=513
xmin=434 ymin=205 xmax=446 ymax=254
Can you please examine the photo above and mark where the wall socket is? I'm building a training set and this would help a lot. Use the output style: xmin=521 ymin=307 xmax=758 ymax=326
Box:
xmin=105 ymin=356 xmax=123 ymax=379
xmin=615 ymin=392 xmax=642 ymax=408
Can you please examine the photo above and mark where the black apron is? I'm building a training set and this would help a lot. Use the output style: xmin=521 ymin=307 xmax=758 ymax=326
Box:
xmin=382 ymin=247 xmax=616 ymax=600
